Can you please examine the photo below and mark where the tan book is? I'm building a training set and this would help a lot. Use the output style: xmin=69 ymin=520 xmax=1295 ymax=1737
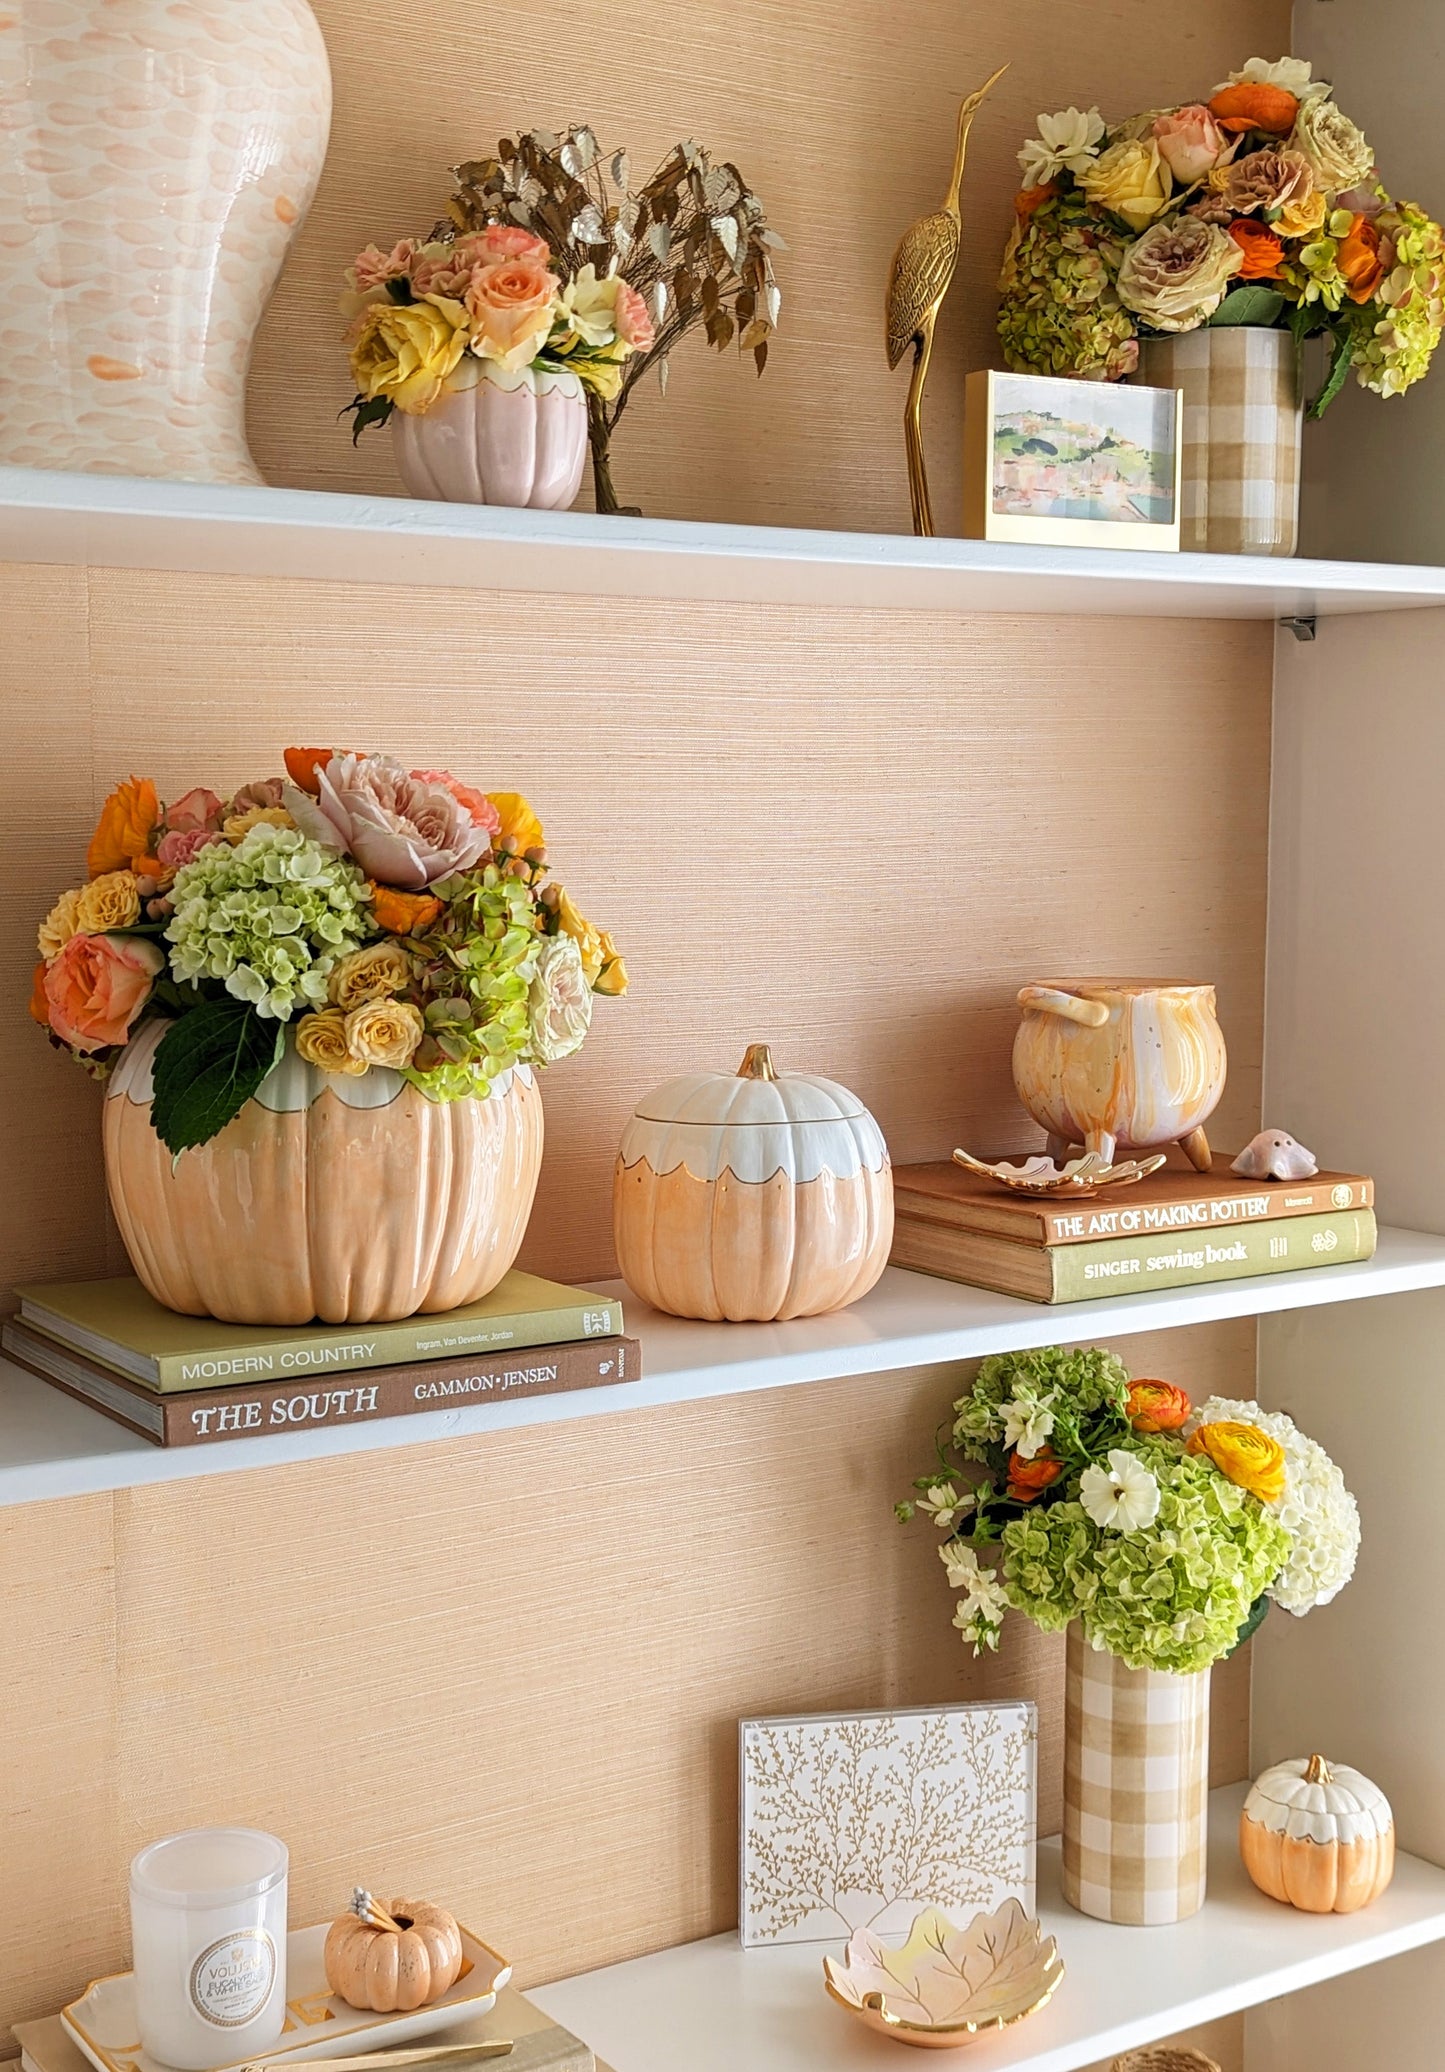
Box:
xmin=894 ymin=1156 xmax=1373 ymax=1247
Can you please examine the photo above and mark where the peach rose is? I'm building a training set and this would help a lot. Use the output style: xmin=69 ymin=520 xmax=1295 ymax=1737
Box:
xmin=328 ymin=939 xmax=411 ymax=1010
xmin=88 ymin=776 xmax=159 ymax=877
xmin=164 ymin=787 xmax=224 ymax=834
xmin=1153 ymin=105 xmax=1237 ymax=185
xmin=458 ymin=225 xmax=552 ymax=267
xmin=44 ymin=933 xmax=163 ymax=1052
xmin=411 ymin=769 xmax=502 ymax=837
xmin=465 ymin=258 xmax=561 ymax=372
xmin=29 ymin=960 xmax=51 ymax=1027
xmin=345 ymin=999 xmax=425 ymax=1069
xmin=295 ymin=1007 xmax=369 ymax=1076
xmin=408 ymin=242 xmax=477 ymax=301
xmin=157 ymin=826 xmax=220 ymax=871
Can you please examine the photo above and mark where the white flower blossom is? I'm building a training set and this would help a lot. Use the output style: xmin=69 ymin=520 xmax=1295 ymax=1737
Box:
xmin=944 ymin=1543 xmax=1010 ymax=1655
xmin=1080 ymin=1449 xmax=1161 ymax=1533
xmin=1214 ymin=56 xmax=1329 ymax=101
xmin=1000 ymin=1392 xmax=1055 ymax=1460
xmin=1018 ymin=106 xmax=1107 ymax=187
xmin=918 ymin=1482 xmax=971 ymax=1531
xmin=1187 ymin=1395 xmax=1359 ymax=1612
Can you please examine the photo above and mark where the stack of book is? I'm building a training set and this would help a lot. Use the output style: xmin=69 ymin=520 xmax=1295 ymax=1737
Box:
xmin=2 ymin=1268 xmax=639 ymax=1447
xmin=890 ymin=1158 xmax=1376 ymax=1304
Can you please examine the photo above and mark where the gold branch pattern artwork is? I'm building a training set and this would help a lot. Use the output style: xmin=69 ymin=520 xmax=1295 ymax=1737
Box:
xmin=740 ymin=1704 xmax=1037 ymax=1947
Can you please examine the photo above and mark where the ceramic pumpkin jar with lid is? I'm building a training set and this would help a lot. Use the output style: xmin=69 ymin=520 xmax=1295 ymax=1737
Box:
xmin=1240 ymin=1754 xmax=1395 ymax=1914
xmin=613 ymin=1043 xmax=893 ymax=1322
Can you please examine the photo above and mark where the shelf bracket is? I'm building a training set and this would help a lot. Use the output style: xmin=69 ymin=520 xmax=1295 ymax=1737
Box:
xmin=1280 ymin=615 xmax=1317 ymax=643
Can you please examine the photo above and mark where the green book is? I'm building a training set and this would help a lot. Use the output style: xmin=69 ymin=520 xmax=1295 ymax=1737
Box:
xmin=12 ymin=1269 xmax=624 ymax=1392
xmin=891 ymin=1208 xmax=1378 ymax=1304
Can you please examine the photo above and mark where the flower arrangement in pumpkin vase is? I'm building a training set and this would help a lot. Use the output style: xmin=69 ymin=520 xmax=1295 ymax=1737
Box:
xmin=31 ymin=752 xmax=626 ymax=1155
xmin=899 ymin=1347 xmax=1359 ymax=1673
xmin=1000 ymin=54 xmax=1445 ymax=412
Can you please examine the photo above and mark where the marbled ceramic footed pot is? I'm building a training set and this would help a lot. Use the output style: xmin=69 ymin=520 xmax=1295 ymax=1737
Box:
xmin=104 ymin=1021 xmax=544 ymax=1324
xmin=1012 ymin=979 xmax=1227 ymax=1173
xmin=0 ymin=0 xmax=331 ymax=484
xmin=392 ymin=363 xmax=588 ymax=508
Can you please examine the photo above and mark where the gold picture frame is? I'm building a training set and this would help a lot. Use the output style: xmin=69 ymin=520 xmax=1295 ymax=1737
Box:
xmin=964 ymin=369 xmax=1183 ymax=552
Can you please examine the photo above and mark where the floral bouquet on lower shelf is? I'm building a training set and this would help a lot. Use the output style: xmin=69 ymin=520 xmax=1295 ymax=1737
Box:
xmin=899 ymin=1347 xmax=1359 ymax=1674
xmin=30 ymin=750 xmax=626 ymax=1153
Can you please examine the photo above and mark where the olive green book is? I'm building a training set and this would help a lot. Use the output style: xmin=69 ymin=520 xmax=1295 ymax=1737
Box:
xmin=13 ymin=1269 xmax=624 ymax=1392
xmin=890 ymin=1208 xmax=1377 ymax=1303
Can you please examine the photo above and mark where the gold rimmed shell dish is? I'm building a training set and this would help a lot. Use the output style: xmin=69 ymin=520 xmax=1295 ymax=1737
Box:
xmin=953 ymin=1147 xmax=1167 ymax=1199
xmin=822 ymin=1900 xmax=1063 ymax=2050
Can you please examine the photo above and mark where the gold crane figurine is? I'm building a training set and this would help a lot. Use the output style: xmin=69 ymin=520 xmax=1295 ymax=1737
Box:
xmin=886 ymin=63 xmax=1008 ymax=536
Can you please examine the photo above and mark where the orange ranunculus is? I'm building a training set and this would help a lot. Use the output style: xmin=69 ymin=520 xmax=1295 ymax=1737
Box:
xmin=87 ymin=776 xmax=159 ymax=878
xmin=1127 ymin=1379 xmax=1192 ymax=1433
xmin=487 ymin=792 xmax=545 ymax=854
xmin=368 ymin=881 xmax=443 ymax=935
xmin=1007 ymin=1448 xmax=1064 ymax=1504
xmin=1015 ymin=182 xmax=1058 ymax=218
xmin=1227 ymin=219 xmax=1285 ymax=281
xmin=29 ymin=960 xmax=51 ymax=1027
xmin=284 ymin=747 xmax=337 ymax=795
xmin=1337 ymin=213 xmax=1387 ymax=304
xmin=43 ymin=932 xmax=164 ymax=1052
xmin=1208 ymin=83 xmax=1300 ymax=136
xmin=130 ymin=852 xmax=177 ymax=890
xmin=1188 ymin=1420 xmax=1287 ymax=1504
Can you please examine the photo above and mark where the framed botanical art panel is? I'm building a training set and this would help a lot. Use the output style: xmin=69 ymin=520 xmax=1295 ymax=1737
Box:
xmin=963 ymin=369 xmax=1182 ymax=551
xmin=738 ymin=1701 xmax=1037 ymax=1948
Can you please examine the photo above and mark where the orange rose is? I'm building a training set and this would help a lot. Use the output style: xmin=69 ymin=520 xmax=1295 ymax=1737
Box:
xmin=43 ymin=933 xmax=164 ymax=1052
xmin=1127 ymin=1379 xmax=1192 ymax=1433
xmin=29 ymin=960 xmax=51 ymax=1027
xmin=1007 ymin=1448 xmax=1063 ymax=1503
xmin=88 ymin=776 xmax=159 ymax=877
xmin=1208 ymin=83 xmax=1300 ymax=136
xmin=369 ymin=882 xmax=443 ymax=935
xmin=1015 ymin=182 xmax=1058 ymax=218
xmin=465 ymin=258 xmax=561 ymax=373
xmin=1227 ymin=219 xmax=1285 ymax=281
xmin=1337 ymin=213 xmax=1387 ymax=304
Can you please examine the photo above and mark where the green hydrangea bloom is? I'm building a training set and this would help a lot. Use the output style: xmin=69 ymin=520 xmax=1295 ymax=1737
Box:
xmin=953 ymin=1345 xmax=1131 ymax=1457
xmin=999 ymin=1438 xmax=1291 ymax=1674
xmin=166 ymin=825 xmax=371 ymax=1019
xmin=402 ymin=865 xmax=543 ymax=1102
xmin=1353 ymin=199 xmax=1445 ymax=397
xmin=997 ymin=192 xmax=1139 ymax=381
xmin=1284 ymin=211 xmax=1353 ymax=313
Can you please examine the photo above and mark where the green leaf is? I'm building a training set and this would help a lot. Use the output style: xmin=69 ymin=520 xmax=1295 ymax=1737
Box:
xmin=1227 ymin=1591 xmax=1270 ymax=1657
xmin=1308 ymin=325 xmax=1355 ymax=418
xmin=342 ymin=393 xmax=394 ymax=444
xmin=1208 ymin=286 xmax=1287 ymax=329
xmin=150 ymin=999 xmax=284 ymax=1155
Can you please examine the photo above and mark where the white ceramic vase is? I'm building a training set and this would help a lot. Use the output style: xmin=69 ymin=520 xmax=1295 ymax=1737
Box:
xmin=0 ymin=0 xmax=331 ymax=485
xmin=1139 ymin=328 xmax=1302 ymax=556
xmin=392 ymin=363 xmax=589 ymax=509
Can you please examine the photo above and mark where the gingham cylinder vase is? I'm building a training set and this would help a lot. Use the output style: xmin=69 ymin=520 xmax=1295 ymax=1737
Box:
xmin=1139 ymin=329 xmax=1302 ymax=556
xmin=1062 ymin=1624 xmax=1210 ymax=1925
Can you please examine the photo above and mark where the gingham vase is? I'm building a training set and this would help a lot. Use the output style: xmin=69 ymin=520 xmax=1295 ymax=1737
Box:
xmin=1139 ymin=329 xmax=1302 ymax=557
xmin=1062 ymin=1623 xmax=1210 ymax=1925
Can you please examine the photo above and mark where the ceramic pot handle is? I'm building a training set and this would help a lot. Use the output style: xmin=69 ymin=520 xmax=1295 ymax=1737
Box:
xmin=1017 ymin=985 xmax=1110 ymax=1029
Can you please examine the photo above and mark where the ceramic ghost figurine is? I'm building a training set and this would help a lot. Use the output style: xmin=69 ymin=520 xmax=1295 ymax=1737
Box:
xmin=1232 ymin=1130 xmax=1320 ymax=1181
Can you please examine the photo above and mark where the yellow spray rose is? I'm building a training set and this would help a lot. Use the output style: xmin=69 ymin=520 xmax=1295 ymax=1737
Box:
xmin=74 ymin=870 xmax=141 ymax=933
xmin=38 ymin=887 xmax=84 ymax=962
xmin=349 ymin=295 xmax=469 ymax=415
xmin=345 ymin=999 xmax=425 ymax=1070
xmin=593 ymin=930 xmax=628 ymax=996
xmin=295 ymin=1008 xmax=369 ymax=1076
xmin=1079 ymin=137 xmax=1174 ymax=231
xmin=328 ymin=940 xmax=411 ymax=1011
xmin=556 ymin=890 xmax=605 ymax=985
xmin=1277 ymin=188 xmax=1328 ymax=240
xmin=1188 ymin=1420 xmax=1287 ymax=1504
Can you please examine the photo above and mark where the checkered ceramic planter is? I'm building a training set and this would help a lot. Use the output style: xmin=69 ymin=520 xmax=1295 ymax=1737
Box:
xmin=1140 ymin=329 xmax=1302 ymax=557
xmin=1062 ymin=1623 xmax=1210 ymax=1925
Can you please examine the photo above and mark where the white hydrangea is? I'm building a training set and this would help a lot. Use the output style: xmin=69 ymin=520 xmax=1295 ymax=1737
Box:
xmin=1188 ymin=1395 xmax=1359 ymax=1613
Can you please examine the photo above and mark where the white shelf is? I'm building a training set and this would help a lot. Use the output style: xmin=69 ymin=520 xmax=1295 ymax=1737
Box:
xmin=530 ymin=1785 xmax=1445 ymax=2072
xmin=2 ymin=1230 xmax=1444 ymax=1507
xmin=4 ymin=465 xmax=1445 ymax=619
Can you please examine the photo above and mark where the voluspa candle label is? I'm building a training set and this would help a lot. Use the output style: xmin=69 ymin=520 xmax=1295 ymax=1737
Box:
xmin=189 ymin=1929 xmax=277 ymax=2026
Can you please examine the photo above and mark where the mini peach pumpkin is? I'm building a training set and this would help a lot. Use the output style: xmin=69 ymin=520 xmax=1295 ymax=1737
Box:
xmin=613 ymin=1043 xmax=893 ymax=1322
xmin=324 ymin=1898 xmax=464 ymax=2012
xmin=1240 ymin=1753 xmax=1395 ymax=1914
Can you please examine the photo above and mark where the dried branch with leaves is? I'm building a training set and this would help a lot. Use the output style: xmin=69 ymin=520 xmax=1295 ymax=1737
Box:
xmin=445 ymin=125 xmax=784 ymax=514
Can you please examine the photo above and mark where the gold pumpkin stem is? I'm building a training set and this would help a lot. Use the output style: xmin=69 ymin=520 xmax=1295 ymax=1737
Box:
xmin=737 ymin=1043 xmax=778 ymax=1081
xmin=1305 ymin=1753 xmax=1333 ymax=1786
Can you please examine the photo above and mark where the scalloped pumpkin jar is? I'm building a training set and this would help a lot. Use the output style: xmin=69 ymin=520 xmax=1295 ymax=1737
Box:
xmin=104 ymin=1020 xmax=544 ymax=1325
xmin=613 ymin=1044 xmax=893 ymax=1322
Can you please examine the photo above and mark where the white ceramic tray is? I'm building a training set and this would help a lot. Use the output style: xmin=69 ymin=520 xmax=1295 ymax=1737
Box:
xmin=63 ymin=1921 xmax=513 ymax=2072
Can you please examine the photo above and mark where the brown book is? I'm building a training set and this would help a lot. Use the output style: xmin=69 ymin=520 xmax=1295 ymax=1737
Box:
xmin=894 ymin=1157 xmax=1373 ymax=1247
xmin=3 ymin=1319 xmax=640 ymax=1447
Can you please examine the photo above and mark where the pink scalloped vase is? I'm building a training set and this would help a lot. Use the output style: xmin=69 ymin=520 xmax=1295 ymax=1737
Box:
xmin=392 ymin=364 xmax=588 ymax=509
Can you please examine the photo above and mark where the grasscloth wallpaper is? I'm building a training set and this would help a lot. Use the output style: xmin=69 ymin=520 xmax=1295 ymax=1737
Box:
xmin=1 ymin=1 xmax=1288 ymax=2064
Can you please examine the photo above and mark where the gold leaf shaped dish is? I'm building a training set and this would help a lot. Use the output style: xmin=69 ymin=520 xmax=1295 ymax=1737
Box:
xmin=822 ymin=1900 xmax=1063 ymax=2050
xmin=953 ymin=1147 xmax=1168 ymax=1199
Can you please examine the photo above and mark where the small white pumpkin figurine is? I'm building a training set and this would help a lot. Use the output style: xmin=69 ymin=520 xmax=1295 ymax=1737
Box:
xmin=1240 ymin=1754 xmax=1395 ymax=1913
xmin=613 ymin=1043 xmax=893 ymax=1322
xmin=324 ymin=1888 xmax=464 ymax=2012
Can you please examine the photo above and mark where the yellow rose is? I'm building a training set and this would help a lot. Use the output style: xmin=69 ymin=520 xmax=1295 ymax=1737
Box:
xmin=1277 ymin=189 xmax=1328 ymax=240
xmin=487 ymin=792 xmax=545 ymax=853
xmin=349 ymin=295 xmax=469 ymax=415
xmin=328 ymin=940 xmax=412 ymax=1011
xmin=593 ymin=930 xmax=628 ymax=996
xmin=1187 ymin=1420 xmax=1287 ymax=1504
xmin=224 ymin=806 xmax=295 ymax=845
xmin=295 ymin=1009 xmax=369 ymax=1076
xmin=557 ymin=890 xmax=605 ymax=986
xmin=38 ymin=886 xmax=84 ymax=962
xmin=1080 ymin=137 xmax=1174 ymax=231
xmin=74 ymin=870 xmax=141 ymax=933
xmin=345 ymin=1000 xmax=425 ymax=1070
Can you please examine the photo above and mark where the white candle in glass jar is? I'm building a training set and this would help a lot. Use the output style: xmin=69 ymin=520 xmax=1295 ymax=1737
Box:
xmin=130 ymin=1829 xmax=288 ymax=2070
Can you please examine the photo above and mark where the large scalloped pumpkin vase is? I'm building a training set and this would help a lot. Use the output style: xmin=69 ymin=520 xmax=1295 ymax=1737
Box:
xmin=103 ymin=1021 xmax=545 ymax=1324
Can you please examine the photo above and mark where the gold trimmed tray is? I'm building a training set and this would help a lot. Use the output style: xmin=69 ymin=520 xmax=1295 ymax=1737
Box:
xmin=63 ymin=1922 xmax=512 ymax=2072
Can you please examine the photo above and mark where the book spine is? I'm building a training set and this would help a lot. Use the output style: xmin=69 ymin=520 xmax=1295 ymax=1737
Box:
xmin=896 ymin=1174 xmax=1375 ymax=1246
xmin=152 ymin=1296 xmax=625 ymax=1390
xmin=1050 ymin=1210 xmax=1377 ymax=1302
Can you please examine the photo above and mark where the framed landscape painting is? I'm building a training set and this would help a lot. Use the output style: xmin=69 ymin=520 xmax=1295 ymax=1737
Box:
xmin=964 ymin=369 xmax=1182 ymax=552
